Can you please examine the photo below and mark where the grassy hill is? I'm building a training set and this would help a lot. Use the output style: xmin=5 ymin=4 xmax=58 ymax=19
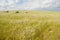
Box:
xmin=0 ymin=11 xmax=60 ymax=40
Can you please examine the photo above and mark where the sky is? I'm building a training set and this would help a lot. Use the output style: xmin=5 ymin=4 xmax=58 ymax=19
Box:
xmin=0 ymin=0 xmax=60 ymax=10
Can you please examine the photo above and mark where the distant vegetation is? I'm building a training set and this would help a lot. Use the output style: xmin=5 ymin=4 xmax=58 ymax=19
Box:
xmin=16 ymin=11 xmax=19 ymax=13
xmin=0 ymin=11 xmax=60 ymax=40
xmin=6 ymin=11 xmax=9 ymax=13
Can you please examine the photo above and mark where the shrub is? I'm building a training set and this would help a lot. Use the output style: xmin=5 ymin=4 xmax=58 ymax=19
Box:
xmin=16 ymin=11 xmax=19 ymax=13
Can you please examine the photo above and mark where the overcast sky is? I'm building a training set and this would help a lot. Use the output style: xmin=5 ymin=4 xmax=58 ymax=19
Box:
xmin=0 ymin=0 xmax=60 ymax=10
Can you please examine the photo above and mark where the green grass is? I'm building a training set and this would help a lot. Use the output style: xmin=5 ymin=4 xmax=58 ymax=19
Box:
xmin=0 ymin=11 xmax=60 ymax=40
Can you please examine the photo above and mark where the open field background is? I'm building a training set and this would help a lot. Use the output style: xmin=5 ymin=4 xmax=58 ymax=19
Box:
xmin=0 ymin=11 xmax=60 ymax=40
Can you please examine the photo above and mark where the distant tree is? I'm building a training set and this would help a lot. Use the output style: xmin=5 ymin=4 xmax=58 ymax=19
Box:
xmin=16 ymin=11 xmax=19 ymax=13
xmin=6 ymin=11 xmax=9 ymax=13
xmin=25 ymin=12 xmax=28 ymax=13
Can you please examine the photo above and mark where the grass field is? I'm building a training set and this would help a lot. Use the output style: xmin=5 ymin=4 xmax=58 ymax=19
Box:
xmin=0 ymin=10 xmax=60 ymax=40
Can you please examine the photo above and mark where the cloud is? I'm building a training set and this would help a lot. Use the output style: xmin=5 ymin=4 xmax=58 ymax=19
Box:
xmin=0 ymin=0 xmax=60 ymax=10
xmin=15 ymin=0 xmax=60 ymax=10
xmin=0 ymin=0 xmax=6 ymax=6
xmin=40 ymin=0 xmax=60 ymax=8
xmin=21 ymin=0 xmax=40 ymax=10
xmin=15 ymin=0 xmax=20 ymax=2
xmin=7 ymin=0 xmax=15 ymax=5
xmin=40 ymin=0 xmax=53 ymax=8
xmin=5 ymin=0 xmax=40 ymax=10
xmin=0 ymin=0 xmax=20 ymax=6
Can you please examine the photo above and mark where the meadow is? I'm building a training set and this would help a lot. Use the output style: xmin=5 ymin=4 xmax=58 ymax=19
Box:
xmin=0 ymin=10 xmax=60 ymax=40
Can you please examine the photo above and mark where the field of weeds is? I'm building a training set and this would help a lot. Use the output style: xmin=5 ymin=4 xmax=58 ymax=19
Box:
xmin=0 ymin=11 xmax=60 ymax=40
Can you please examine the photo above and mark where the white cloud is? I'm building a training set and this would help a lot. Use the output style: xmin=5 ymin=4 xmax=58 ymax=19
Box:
xmin=0 ymin=0 xmax=60 ymax=10
xmin=15 ymin=0 xmax=20 ymax=2
xmin=0 ymin=0 xmax=20 ymax=6
xmin=40 ymin=0 xmax=53 ymax=8
xmin=22 ymin=0 xmax=40 ymax=10
xmin=39 ymin=0 xmax=60 ymax=8
xmin=8 ymin=0 xmax=14 ymax=5
xmin=0 ymin=0 xmax=6 ymax=6
xmin=6 ymin=0 xmax=40 ymax=10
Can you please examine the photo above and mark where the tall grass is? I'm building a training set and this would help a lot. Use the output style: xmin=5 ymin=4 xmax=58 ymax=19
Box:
xmin=0 ymin=11 xmax=60 ymax=40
